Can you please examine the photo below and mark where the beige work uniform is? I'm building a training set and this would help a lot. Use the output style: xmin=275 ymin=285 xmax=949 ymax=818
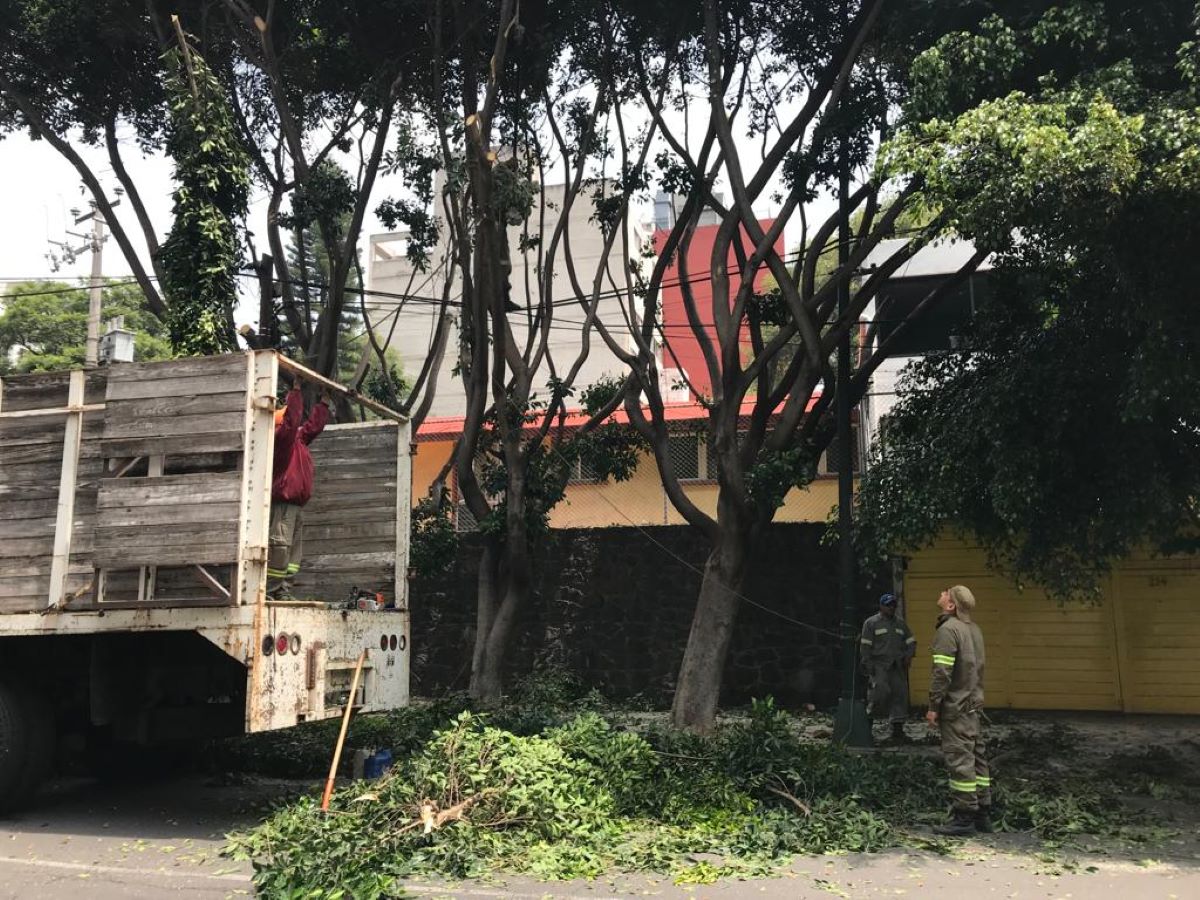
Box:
xmin=859 ymin=612 xmax=916 ymax=723
xmin=930 ymin=613 xmax=991 ymax=811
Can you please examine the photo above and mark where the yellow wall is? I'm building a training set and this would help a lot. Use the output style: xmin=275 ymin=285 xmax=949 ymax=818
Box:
xmin=411 ymin=439 xmax=840 ymax=526
xmin=905 ymin=540 xmax=1200 ymax=714
xmin=411 ymin=439 xmax=454 ymax=507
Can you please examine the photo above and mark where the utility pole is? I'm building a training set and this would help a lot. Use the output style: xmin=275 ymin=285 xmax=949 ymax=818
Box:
xmin=83 ymin=208 xmax=106 ymax=367
xmin=46 ymin=189 xmax=122 ymax=368
xmin=832 ymin=1 xmax=872 ymax=748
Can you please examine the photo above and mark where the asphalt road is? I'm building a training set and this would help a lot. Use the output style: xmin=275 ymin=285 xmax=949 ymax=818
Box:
xmin=3 ymin=774 xmax=1200 ymax=899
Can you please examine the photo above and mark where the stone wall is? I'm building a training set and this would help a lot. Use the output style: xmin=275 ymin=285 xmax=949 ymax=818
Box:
xmin=408 ymin=523 xmax=889 ymax=708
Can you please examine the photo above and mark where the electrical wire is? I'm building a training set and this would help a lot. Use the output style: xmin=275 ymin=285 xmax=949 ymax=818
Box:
xmin=0 ymin=278 xmax=149 ymax=299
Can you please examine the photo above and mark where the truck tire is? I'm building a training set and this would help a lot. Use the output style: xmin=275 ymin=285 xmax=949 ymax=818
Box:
xmin=0 ymin=682 xmax=33 ymax=814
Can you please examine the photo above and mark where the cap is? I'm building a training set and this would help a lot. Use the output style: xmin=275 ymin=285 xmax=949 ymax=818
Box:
xmin=879 ymin=593 xmax=897 ymax=607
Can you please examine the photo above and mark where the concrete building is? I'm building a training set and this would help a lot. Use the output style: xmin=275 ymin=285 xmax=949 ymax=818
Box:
xmin=367 ymin=181 xmax=656 ymax=417
xmin=857 ymin=238 xmax=995 ymax=456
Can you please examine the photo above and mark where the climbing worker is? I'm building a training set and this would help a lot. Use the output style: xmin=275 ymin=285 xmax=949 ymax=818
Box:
xmin=859 ymin=593 xmax=917 ymax=743
xmin=268 ymin=382 xmax=331 ymax=601
xmin=926 ymin=585 xmax=992 ymax=835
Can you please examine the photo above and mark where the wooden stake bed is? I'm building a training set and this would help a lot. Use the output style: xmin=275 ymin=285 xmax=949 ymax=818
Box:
xmin=0 ymin=351 xmax=411 ymax=613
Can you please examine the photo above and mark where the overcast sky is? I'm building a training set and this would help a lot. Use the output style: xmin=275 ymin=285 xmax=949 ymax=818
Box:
xmin=0 ymin=116 xmax=838 ymax=329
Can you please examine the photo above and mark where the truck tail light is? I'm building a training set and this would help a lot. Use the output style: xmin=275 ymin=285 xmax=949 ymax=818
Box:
xmin=276 ymin=633 xmax=290 ymax=656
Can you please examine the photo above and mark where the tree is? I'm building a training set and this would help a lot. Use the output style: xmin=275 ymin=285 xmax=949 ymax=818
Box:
xmin=159 ymin=26 xmax=249 ymax=355
xmin=1 ymin=0 xmax=447 ymax=403
xmin=517 ymin=0 xmax=1005 ymax=732
xmin=367 ymin=0 xmax=656 ymax=703
xmin=0 ymin=0 xmax=185 ymax=316
xmin=855 ymin=0 xmax=1200 ymax=598
xmin=0 ymin=280 xmax=171 ymax=373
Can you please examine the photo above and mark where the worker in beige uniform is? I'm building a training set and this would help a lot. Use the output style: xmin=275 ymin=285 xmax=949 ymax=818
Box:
xmin=926 ymin=584 xmax=993 ymax=835
xmin=859 ymin=593 xmax=916 ymax=743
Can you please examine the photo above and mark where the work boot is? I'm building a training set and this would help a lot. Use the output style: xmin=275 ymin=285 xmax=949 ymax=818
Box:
xmin=974 ymin=805 xmax=995 ymax=833
xmin=890 ymin=722 xmax=912 ymax=744
xmin=269 ymin=582 xmax=297 ymax=602
xmin=933 ymin=809 xmax=976 ymax=836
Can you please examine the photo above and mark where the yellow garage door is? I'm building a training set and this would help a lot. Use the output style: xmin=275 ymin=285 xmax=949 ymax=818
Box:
xmin=904 ymin=542 xmax=1123 ymax=712
xmin=1113 ymin=561 xmax=1200 ymax=714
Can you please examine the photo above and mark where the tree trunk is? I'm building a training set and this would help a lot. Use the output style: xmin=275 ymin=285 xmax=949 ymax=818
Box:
xmin=670 ymin=527 xmax=750 ymax=732
xmin=469 ymin=537 xmax=502 ymax=702
xmin=469 ymin=480 xmax=534 ymax=706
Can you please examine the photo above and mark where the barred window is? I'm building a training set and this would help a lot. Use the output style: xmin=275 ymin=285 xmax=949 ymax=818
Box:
xmin=668 ymin=433 xmax=702 ymax=481
xmin=566 ymin=456 xmax=601 ymax=484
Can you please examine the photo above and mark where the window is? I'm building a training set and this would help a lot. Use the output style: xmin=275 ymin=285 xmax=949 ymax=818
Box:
xmin=668 ymin=432 xmax=722 ymax=481
xmin=668 ymin=433 xmax=702 ymax=481
xmin=566 ymin=456 xmax=601 ymax=484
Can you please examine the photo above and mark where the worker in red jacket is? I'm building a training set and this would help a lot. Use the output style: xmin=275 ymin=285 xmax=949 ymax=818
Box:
xmin=268 ymin=383 xmax=331 ymax=600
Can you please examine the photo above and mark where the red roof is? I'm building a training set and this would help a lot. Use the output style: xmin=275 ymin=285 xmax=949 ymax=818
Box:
xmin=416 ymin=394 xmax=822 ymax=441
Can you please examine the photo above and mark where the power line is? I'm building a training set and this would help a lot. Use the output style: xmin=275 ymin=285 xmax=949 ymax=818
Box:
xmin=0 ymin=278 xmax=148 ymax=300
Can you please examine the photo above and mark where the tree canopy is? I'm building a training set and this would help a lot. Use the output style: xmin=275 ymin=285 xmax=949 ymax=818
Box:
xmin=855 ymin=0 xmax=1200 ymax=597
xmin=0 ymin=280 xmax=171 ymax=373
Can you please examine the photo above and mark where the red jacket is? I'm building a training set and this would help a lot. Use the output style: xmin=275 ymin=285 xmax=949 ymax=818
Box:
xmin=272 ymin=387 xmax=329 ymax=506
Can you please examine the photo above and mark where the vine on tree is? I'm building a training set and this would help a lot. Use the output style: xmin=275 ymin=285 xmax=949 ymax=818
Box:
xmin=158 ymin=27 xmax=249 ymax=356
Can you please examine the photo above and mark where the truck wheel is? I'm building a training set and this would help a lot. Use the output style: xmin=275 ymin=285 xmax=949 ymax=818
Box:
xmin=0 ymin=682 xmax=33 ymax=814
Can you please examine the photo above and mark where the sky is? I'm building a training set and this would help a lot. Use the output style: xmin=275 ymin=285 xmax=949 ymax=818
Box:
xmin=0 ymin=110 xmax=841 ymax=330
xmin=0 ymin=125 xmax=412 ymax=327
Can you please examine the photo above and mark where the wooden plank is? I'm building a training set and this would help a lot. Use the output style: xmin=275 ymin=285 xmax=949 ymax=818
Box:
xmin=311 ymin=428 xmax=402 ymax=451
xmin=0 ymin=558 xmax=57 ymax=578
xmin=394 ymin=421 xmax=411 ymax=610
xmin=311 ymin=464 xmax=401 ymax=484
xmin=100 ymin=432 xmax=245 ymax=458
xmin=94 ymin=500 xmax=240 ymax=528
xmin=0 ymin=536 xmax=57 ymax=558
xmin=48 ymin=370 xmax=84 ymax=608
xmin=0 ymin=498 xmax=66 ymax=521
xmin=277 ymin=354 xmax=408 ymax=424
xmin=104 ymin=370 xmax=248 ymax=402
xmin=302 ymin=521 xmax=399 ymax=542
xmin=0 ymin=575 xmax=51 ymax=600
xmin=0 ymin=372 xmax=106 ymax=412
xmin=302 ymin=552 xmax=395 ymax=571
xmin=300 ymin=505 xmax=397 ymax=526
xmin=103 ymin=353 xmax=246 ymax=384
xmin=96 ymin=473 xmax=242 ymax=507
xmin=0 ymin=518 xmax=57 ymax=539
xmin=0 ymin=481 xmax=62 ymax=501
xmin=0 ymin=461 xmax=72 ymax=484
xmin=236 ymin=350 xmax=276 ymax=607
xmin=102 ymin=391 xmax=247 ymax=423
xmin=0 ymin=418 xmax=104 ymax=453
xmin=103 ymin=411 xmax=247 ymax=441
xmin=306 ymin=490 xmax=397 ymax=512
xmin=93 ymin=542 xmax=238 ymax=568
xmin=193 ymin=565 xmax=232 ymax=599
xmin=94 ymin=524 xmax=243 ymax=551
